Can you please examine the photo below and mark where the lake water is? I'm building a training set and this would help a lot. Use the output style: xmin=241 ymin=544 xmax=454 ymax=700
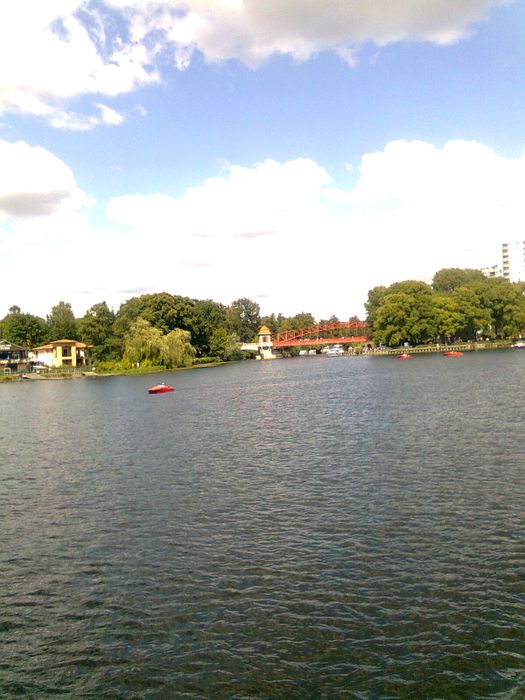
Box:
xmin=1 ymin=351 xmax=524 ymax=699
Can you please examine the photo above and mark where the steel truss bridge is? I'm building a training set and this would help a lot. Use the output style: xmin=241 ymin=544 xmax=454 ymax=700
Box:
xmin=272 ymin=321 xmax=369 ymax=348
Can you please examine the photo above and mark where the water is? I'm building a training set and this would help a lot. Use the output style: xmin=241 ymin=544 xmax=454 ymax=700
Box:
xmin=1 ymin=352 xmax=524 ymax=699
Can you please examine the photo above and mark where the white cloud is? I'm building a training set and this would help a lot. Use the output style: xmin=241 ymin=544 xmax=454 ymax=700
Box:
xmin=49 ymin=103 xmax=125 ymax=131
xmin=0 ymin=1 xmax=158 ymax=126
xmin=133 ymin=0 xmax=512 ymax=67
xmin=0 ymin=139 xmax=92 ymax=218
xmin=1 ymin=138 xmax=524 ymax=320
xmin=103 ymin=141 xmax=525 ymax=319
xmin=0 ymin=0 xmax=512 ymax=125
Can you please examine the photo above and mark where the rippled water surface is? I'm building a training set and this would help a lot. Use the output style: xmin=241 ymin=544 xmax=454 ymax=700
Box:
xmin=1 ymin=352 xmax=524 ymax=698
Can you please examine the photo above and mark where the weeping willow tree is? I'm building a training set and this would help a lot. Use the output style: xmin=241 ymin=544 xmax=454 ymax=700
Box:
xmin=160 ymin=328 xmax=195 ymax=368
xmin=123 ymin=319 xmax=195 ymax=368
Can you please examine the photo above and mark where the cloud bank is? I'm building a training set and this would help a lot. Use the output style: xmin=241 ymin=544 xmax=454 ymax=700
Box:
xmin=0 ymin=0 xmax=512 ymax=127
xmin=2 ymin=137 xmax=523 ymax=319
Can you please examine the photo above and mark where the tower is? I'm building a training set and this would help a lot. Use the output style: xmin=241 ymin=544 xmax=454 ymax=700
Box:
xmin=257 ymin=326 xmax=275 ymax=359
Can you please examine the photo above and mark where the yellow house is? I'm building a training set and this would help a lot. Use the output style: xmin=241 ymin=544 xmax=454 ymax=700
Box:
xmin=32 ymin=339 xmax=90 ymax=368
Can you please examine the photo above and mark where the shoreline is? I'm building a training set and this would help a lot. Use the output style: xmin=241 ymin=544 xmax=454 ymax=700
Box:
xmin=0 ymin=361 xmax=229 ymax=383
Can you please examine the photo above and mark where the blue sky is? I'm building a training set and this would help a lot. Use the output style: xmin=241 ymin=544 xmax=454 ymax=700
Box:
xmin=1 ymin=0 xmax=524 ymax=321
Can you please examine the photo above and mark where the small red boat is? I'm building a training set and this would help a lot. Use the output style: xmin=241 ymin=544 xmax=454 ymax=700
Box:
xmin=443 ymin=351 xmax=463 ymax=357
xmin=148 ymin=383 xmax=174 ymax=394
xmin=397 ymin=353 xmax=412 ymax=359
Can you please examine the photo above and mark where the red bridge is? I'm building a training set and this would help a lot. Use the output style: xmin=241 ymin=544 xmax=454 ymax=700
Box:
xmin=272 ymin=321 xmax=369 ymax=348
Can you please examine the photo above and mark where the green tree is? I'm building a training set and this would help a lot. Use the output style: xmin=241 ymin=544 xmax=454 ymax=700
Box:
xmin=372 ymin=293 xmax=415 ymax=347
xmin=291 ymin=312 xmax=316 ymax=329
xmin=123 ymin=318 xmax=164 ymax=366
xmin=450 ymin=286 xmax=491 ymax=340
xmin=372 ymin=283 xmax=435 ymax=347
xmin=0 ymin=308 xmax=48 ymax=346
xmin=470 ymin=278 xmax=525 ymax=339
xmin=192 ymin=299 xmax=227 ymax=355
xmin=78 ymin=302 xmax=120 ymax=361
xmin=431 ymin=295 xmax=463 ymax=342
xmin=274 ymin=312 xmax=317 ymax=334
xmin=432 ymin=268 xmax=485 ymax=293
xmin=160 ymin=329 xmax=195 ymax=368
xmin=260 ymin=314 xmax=278 ymax=333
xmin=115 ymin=293 xmax=197 ymax=338
xmin=227 ymin=298 xmax=261 ymax=342
xmin=365 ymin=285 xmax=388 ymax=327
xmin=209 ymin=328 xmax=243 ymax=361
xmin=371 ymin=281 xmax=435 ymax=346
xmin=47 ymin=301 xmax=77 ymax=339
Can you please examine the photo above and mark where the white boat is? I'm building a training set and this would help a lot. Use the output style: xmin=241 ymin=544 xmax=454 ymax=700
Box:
xmin=325 ymin=344 xmax=344 ymax=356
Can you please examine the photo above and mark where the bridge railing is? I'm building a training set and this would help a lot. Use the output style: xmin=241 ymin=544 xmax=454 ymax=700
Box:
xmin=273 ymin=321 xmax=368 ymax=344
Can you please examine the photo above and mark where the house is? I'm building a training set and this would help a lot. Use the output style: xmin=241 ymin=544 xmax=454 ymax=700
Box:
xmin=31 ymin=339 xmax=90 ymax=368
xmin=0 ymin=339 xmax=30 ymax=372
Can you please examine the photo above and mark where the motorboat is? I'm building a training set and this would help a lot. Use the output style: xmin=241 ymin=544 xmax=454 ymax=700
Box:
xmin=148 ymin=383 xmax=174 ymax=394
xmin=325 ymin=345 xmax=344 ymax=356
xmin=397 ymin=353 xmax=412 ymax=359
xmin=443 ymin=351 xmax=463 ymax=357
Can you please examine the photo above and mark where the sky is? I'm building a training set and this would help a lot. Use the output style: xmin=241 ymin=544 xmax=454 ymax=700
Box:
xmin=1 ymin=0 xmax=524 ymax=322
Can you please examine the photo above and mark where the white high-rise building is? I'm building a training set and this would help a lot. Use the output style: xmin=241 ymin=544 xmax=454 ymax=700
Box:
xmin=501 ymin=241 xmax=525 ymax=283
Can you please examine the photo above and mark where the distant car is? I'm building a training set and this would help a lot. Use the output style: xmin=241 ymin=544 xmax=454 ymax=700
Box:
xmin=512 ymin=341 xmax=525 ymax=348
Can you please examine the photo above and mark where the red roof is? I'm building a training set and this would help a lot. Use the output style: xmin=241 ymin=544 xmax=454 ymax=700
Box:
xmin=33 ymin=339 xmax=87 ymax=351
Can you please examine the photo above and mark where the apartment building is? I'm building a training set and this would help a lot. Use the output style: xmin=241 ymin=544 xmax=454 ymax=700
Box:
xmin=501 ymin=241 xmax=525 ymax=283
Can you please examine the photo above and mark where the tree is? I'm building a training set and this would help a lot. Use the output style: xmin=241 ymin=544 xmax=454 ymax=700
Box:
xmin=227 ymin=298 xmax=261 ymax=342
xmin=192 ymin=299 xmax=227 ymax=355
xmin=78 ymin=302 xmax=120 ymax=361
xmin=115 ymin=293 xmax=197 ymax=338
xmin=372 ymin=293 xmax=416 ymax=347
xmin=431 ymin=295 xmax=463 ymax=342
xmin=0 ymin=308 xmax=48 ymax=346
xmin=449 ymin=286 xmax=491 ymax=340
xmin=432 ymin=268 xmax=485 ymax=293
xmin=123 ymin=318 xmax=196 ymax=368
xmin=372 ymin=284 xmax=436 ymax=347
xmin=365 ymin=285 xmax=388 ymax=327
xmin=123 ymin=319 xmax=164 ymax=366
xmin=274 ymin=312 xmax=317 ymax=334
xmin=370 ymin=281 xmax=435 ymax=346
xmin=469 ymin=278 xmax=525 ymax=339
xmin=209 ymin=328 xmax=243 ymax=361
xmin=160 ymin=329 xmax=195 ymax=368
xmin=48 ymin=301 xmax=77 ymax=339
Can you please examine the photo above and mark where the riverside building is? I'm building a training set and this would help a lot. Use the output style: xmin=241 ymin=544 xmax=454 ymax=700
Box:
xmin=501 ymin=240 xmax=525 ymax=283
xmin=481 ymin=240 xmax=525 ymax=283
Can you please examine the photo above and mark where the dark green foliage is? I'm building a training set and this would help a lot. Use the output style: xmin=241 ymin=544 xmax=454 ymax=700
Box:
xmin=77 ymin=302 xmax=120 ymax=361
xmin=115 ymin=293 xmax=197 ymax=337
xmin=192 ymin=299 xmax=228 ymax=355
xmin=370 ymin=269 xmax=525 ymax=346
xmin=47 ymin=301 xmax=77 ymax=340
xmin=0 ymin=308 xmax=48 ymax=346
xmin=9 ymin=265 xmax=524 ymax=361
xmin=226 ymin=298 xmax=261 ymax=342
xmin=432 ymin=268 xmax=485 ymax=293
xmin=209 ymin=328 xmax=243 ymax=361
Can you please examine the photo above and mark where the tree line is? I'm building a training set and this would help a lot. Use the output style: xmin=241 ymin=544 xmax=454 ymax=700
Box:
xmin=1 ymin=268 xmax=524 ymax=368
xmin=366 ymin=268 xmax=525 ymax=346
xmin=0 ymin=295 xmax=321 ymax=368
